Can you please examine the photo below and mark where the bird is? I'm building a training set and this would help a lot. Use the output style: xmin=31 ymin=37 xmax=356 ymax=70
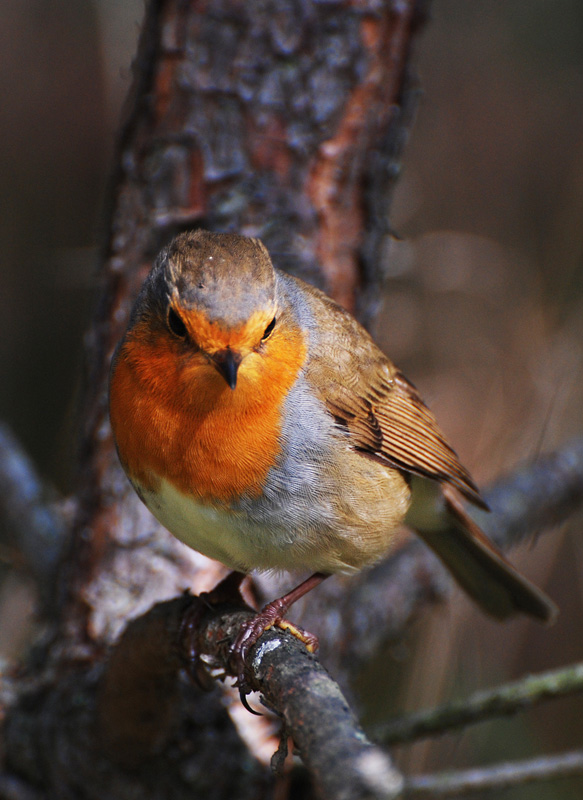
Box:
xmin=109 ymin=229 xmax=556 ymax=677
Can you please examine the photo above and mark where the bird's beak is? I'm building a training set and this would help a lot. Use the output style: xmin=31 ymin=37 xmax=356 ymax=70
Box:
xmin=211 ymin=349 xmax=242 ymax=390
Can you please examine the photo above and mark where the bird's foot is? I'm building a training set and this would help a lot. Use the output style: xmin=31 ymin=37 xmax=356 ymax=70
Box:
xmin=181 ymin=571 xmax=327 ymax=713
xmin=230 ymin=595 xmax=319 ymax=713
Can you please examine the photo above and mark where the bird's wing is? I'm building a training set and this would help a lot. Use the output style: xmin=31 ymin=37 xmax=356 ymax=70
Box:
xmin=302 ymin=286 xmax=486 ymax=509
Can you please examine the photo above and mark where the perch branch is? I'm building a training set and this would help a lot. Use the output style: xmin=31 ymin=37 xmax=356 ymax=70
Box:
xmin=98 ymin=590 xmax=404 ymax=800
xmin=97 ymin=440 xmax=583 ymax=780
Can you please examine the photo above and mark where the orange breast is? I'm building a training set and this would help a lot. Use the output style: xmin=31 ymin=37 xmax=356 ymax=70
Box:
xmin=109 ymin=319 xmax=307 ymax=504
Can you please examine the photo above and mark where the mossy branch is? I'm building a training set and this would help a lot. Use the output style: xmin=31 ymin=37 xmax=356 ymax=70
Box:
xmin=373 ymin=662 xmax=583 ymax=746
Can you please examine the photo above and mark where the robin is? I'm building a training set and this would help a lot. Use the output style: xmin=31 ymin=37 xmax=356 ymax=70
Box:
xmin=109 ymin=229 xmax=556 ymax=673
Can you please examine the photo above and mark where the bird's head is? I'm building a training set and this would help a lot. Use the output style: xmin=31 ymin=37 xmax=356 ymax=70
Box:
xmin=132 ymin=230 xmax=282 ymax=393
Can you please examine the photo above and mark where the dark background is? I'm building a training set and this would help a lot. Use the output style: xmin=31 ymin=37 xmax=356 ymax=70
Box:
xmin=1 ymin=2 xmax=582 ymax=796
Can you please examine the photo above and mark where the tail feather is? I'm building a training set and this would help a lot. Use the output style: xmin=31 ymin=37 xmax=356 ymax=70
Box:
xmin=415 ymin=485 xmax=557 ymax=624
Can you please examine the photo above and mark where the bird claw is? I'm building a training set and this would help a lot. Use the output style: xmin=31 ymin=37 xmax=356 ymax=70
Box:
xmin=181 ymin=572 xmax=322 ymax=712
xmin=229 ymin=602 xmax=320 ymax=713
xmin=237 ymin=682 xmax=263 ymax=715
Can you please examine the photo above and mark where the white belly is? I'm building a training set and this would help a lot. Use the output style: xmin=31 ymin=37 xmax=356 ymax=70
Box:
xmin=137 ymin=478 xmax=269 ymax=571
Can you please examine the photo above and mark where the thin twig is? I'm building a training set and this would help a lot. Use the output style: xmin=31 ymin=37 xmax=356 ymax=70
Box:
xmin=373 ymin=662 xmax=583 ymax=746
xmin=404 ymin=750 xmax=583 ymax=797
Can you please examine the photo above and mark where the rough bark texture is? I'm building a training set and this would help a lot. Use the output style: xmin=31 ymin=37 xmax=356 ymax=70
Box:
xmin=1 ymin=1 xmax=430 ymax=797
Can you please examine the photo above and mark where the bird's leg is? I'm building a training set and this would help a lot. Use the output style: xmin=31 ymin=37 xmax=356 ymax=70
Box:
xmin=231 ymin=572 xmax=329 ymax=702
xmin=182 ymin=571 xmax=329 ymax=709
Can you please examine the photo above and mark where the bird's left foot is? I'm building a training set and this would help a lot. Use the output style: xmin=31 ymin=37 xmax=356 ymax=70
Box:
xmin=181 ymin=571 xmax=327 ymax=713
xmin=230 ymin=596 xmax=319 ymax=713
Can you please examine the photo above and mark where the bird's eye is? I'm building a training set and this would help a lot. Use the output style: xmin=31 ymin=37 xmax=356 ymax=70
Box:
xmin=167 ymin=307 xmax=187 ymax=338
xmin=261 ymin=317 xmax=276 ymax=341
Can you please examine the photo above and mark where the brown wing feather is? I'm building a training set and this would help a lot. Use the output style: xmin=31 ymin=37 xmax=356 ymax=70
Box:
xmin=300 ymin=282 xmax=487 ymax=509
xmin=371 ymin=372 xmax=487 ymax=508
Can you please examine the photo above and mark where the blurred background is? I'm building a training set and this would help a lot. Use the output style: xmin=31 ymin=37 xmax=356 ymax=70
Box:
xmin=0 ymin=1 xmax=582 ymax=796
